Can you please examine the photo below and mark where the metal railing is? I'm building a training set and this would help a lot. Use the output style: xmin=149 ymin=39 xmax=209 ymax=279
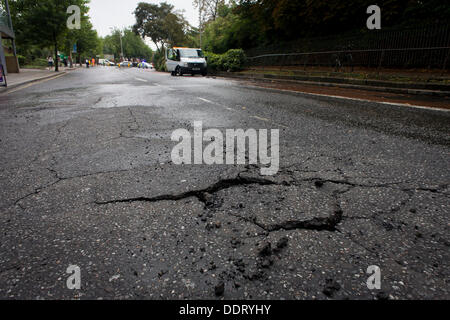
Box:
xmin=247 ymin=47 xmax=450 ymax=71
xmin=245 ymin=25 xmax=450 ymax=72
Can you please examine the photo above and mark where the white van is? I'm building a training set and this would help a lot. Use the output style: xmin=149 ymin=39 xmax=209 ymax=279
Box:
xmin=166 ymin=47 xmax=207 ymax=76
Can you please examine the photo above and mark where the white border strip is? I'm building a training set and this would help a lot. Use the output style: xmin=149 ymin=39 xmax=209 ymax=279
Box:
xmin=243 ymin=84 xmax=450 ymax=113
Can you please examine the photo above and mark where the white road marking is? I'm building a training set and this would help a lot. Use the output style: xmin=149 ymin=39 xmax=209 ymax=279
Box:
xmin=251 ymin=115 xmax=270 ymax=122
xmin=198 ymin=97 xmax=215 ymax=104
xmin=198 ymin=97 xmax=288 ymax=126
xmin=198 ymin=97 xmax=237 ymax=112
xmin=135 ymin=78 xmax=148 ymax=82
xmin=273 ymin=122 xmax=290 ymax=129
xmin=154 ymin=83 xmax=175 ymax=91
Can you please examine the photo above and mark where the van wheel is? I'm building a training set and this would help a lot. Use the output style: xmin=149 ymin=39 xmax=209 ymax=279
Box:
xmin=176 ymin=66 xmax=183 ymax=76
xmin=202 ymin=72 xmax=207 ymax=77
xmin=171 ymin=71 xmax=175 ymax=76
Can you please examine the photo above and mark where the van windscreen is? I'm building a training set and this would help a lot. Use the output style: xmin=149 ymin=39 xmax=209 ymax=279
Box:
xmin=179 ymin=49 xmax=204 ymax=58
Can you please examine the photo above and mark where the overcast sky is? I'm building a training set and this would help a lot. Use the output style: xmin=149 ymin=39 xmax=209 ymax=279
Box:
xmin=88 ymin=0 xmax=199 ymax=37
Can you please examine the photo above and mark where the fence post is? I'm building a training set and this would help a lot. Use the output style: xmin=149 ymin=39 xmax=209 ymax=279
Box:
xmin=377 ymin=50 xmax=385 ymax=73
xmin=442 ymin=48 xmax=450 ymax=76
xmin=279 ymin=54 xmax=286 ymax=72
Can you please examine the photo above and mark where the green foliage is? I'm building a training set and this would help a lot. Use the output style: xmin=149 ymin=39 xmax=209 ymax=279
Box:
xmin=152 ymin=48 xmax=167 ymax=72
xmin=9 ymin=0 xmax=100 ymax=70
xmin=65 ymin=18 xmax=102 ymax=62
xmin=204 ymin=52 xmax=222 ymax=72
xmin=17 ymin=55 xmax=26 ymax=66
xmin=205 ymin=49 xmax=246 ymax=72
xmin=184 ymin=27 xmax=201 ymax=48
xmin=223 ymin=49 xmax=247 ymax=71
xmin=200 ymin=0 xmax=450 ymax=53
xmin=202 ymin=2 xmax=257 ymax=53
xmin=133 ymin=2 xmax=188 ymax=49
xmin=103 ymin=28 xmax=153 ymax=61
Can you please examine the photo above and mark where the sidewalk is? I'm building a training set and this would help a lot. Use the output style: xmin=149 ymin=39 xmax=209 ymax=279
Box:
xmin=0 ymin=67 xmax=77 ymax=91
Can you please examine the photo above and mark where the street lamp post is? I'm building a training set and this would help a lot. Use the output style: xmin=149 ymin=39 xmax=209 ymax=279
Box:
xmin=198 ymin=0 xmax=204 ymax=49
xmin=120 ymin=33 xmax=124 ymax=60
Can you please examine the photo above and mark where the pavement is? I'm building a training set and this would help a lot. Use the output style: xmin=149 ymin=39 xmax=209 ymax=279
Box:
xmin=0 ymin=67 xmax=449 ymax=300
xmin=0 ymin=68 xmax=79 ymax=91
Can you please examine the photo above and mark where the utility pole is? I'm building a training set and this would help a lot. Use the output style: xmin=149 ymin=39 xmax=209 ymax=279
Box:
xmin=120 ymin=32 xmax=124 ymax=60
xmin=198 ymin=0 xmax=203 ymax=49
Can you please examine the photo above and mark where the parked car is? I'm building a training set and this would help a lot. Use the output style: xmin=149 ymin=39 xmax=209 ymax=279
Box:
xmin=138 ymin=62 xmax=153 ymax=69
xmin=119 ymin=61 xmax=132 ymax=68
xmin=104 ymin=60 xmax=115 ymax=66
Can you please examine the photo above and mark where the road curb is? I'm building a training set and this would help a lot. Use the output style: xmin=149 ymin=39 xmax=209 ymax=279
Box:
xmin=0 ymin=71 xmax=68 ymax=92
xmin=215 ymin=72 xmax=450 ymax=97
xmin=240 ymin=83 xmax=450 ymax=113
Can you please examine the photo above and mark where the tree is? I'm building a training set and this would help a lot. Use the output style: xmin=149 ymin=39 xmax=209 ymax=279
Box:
xmin=194 ymin=0 xmax=226 ymax=22
xmin=10 ymin=0 xmax=92 ymax=71
xmin=65 ymin=19 xmax=101 ymax=65
xmin=103 ymin=28 xmax=153 ymax=61
xmin=133 ymin=2 xmax=187 ymax=50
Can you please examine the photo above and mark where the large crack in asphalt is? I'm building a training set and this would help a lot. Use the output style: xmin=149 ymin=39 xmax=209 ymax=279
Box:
xmin=12 ymin=155 xmax=447 ymax=239
xmin=94 ymin=174 xmax=277 ymax=206
xmin=94 ymin=167 xmax=348 ymax=233
xmin=228 ymin=207 xmax=344 ymax=233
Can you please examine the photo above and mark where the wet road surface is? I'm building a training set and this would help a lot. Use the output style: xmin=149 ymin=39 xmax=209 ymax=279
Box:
xmin=0 ymin=67 xmax=449 ymax=299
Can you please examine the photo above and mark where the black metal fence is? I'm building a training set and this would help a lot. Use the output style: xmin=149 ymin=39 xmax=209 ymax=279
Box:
xmin=246 ymin=25 xmax=450 ymax=71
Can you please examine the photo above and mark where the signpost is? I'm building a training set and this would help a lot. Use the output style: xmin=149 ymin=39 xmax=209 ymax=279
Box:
xmin=0 ymin=64 xmax=7 ymax=87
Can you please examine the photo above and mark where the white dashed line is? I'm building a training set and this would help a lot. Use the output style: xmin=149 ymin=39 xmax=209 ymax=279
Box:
xmin=251 ymin=115 xmax=270 ymax=122
xmin=154 ymin=83 xmax=175 ymax=91
xmin=135 ymin=78 xmax=148 ymax=82
xmin=198 ymin=97 xmax=288 ymax=127
xmin=198 ymin=97 xmax=215 ymax=104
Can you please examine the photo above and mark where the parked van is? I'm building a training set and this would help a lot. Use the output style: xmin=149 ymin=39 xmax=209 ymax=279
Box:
xmin=166 ymin=47 xmax=207 ymax=76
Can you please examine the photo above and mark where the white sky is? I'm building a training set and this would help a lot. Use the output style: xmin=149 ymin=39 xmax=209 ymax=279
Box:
xmin=88 ymin=0 xmax=199 ymax=37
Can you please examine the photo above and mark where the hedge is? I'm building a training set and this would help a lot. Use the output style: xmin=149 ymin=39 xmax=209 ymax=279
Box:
xmin=206 ymin=49 xmax=247 ymax=73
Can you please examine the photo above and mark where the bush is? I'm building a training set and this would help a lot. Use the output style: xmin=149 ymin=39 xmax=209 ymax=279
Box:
xmin=153 ymin=49 xmax=167 ymax=72
xmin=223 ymin=49 xmax=247 ymax=72
xmin=204 ymin=52 xmax=222 ymax=72
xmin=17 ymin=55 xmax=26 ymax=66
xmin=205 ymin=49 xmax=246 ymax=73
xmin=34 ymin=58 xmax=49 ymax=67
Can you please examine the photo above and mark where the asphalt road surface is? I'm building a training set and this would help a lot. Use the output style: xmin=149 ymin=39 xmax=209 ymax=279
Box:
xmin=0 ymin=67 xmax=449 ymax=300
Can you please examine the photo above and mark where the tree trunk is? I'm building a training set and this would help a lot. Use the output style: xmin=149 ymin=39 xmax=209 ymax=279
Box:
xmin=54 ymin=33 xmax=59 ymax=72
xmin=69 ymin=40 xmax=73 ymax=68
